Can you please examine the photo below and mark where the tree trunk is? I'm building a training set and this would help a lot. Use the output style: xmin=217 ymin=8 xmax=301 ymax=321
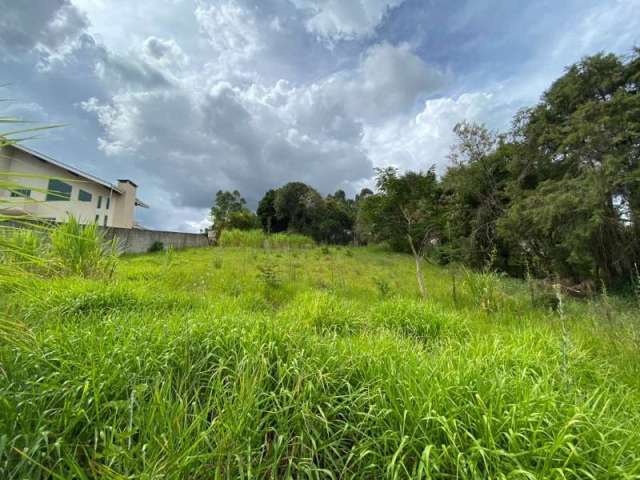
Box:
xmin=407 ymin=234 xmax=427 ymax=300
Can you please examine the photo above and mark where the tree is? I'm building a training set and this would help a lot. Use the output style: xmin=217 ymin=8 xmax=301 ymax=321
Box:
xmin=441 ymin=122 xmax=514 ymax=271
xmin=227 ymin=210 xmax=260 ymax=230
xmin=273 ymin=182 xmax=324 ymax=236
xmin=210 ymin=190 xmax=253 ymax=241
xmin=314 ymin=196 xmax=355 ymax=244
xmin=360 ymin=167 xmax=443 ymax=298
xmin=499 ymin=51 xmax=640 ymax=286
xmin=257 ymin=189 xmax=287 ymax=233
xmin=257 ymin=183 xmax=357 ymax=244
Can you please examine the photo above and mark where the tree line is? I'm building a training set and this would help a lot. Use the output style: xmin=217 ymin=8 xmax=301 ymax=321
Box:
xmin=212 ymin=50 xmax=640 ymax=289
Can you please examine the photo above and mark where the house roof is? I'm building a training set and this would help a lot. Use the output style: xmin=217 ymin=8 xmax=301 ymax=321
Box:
xmin=11 ymin=144 xmax=149 ymax=208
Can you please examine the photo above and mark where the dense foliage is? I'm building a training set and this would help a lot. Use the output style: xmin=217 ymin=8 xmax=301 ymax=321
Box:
xmin=210 ymin=189 xmax=260 ymax=236
xmin=249 ymin=50 xmax=640 ymax=288
xmin=256 ymin=182 xmax=358 ymax=244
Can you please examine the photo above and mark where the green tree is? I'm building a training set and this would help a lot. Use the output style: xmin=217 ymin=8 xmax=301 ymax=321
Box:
xmin=499 ymin=51 xmax=640 ymax=286
xmin=272 ymin=182 xmax=324 ymax=236
xmin=357 ymin=167 xmax=443 ymax=298
xmin=314 ymin=195 xmax=355 ymax=244
xmin=211 ymin=190 xmax=254 ymax=240
xmin=441 ymin=122 xmax=514 ymax=271
xmin=257 ymin=189 xmax=287 ymax=233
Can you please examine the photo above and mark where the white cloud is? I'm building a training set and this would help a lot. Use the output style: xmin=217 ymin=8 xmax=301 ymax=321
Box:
xmin=195 ymin=0 xmax=261 ymax=69
xmin=364 ymin=93 xmax=497 ymax=174
xmin=293 ymin=0 xmax=405 ymax=41
xmin=81 ymin=74 xmax=372 ymax=210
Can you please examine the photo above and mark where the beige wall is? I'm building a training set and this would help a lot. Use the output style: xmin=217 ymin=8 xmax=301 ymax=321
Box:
xmin=0 ymin=146 xmax=137 ymax=228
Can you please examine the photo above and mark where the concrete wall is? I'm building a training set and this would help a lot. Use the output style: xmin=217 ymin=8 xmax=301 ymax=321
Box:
xmin=1 ymin=220 xmax=209 ymax=254
xmin=101 ymin=227 xmax=210 ymax=253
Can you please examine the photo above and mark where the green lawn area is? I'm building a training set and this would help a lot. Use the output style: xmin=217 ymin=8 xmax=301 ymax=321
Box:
xmin=1 ymin=244 xmax=640 ymax=478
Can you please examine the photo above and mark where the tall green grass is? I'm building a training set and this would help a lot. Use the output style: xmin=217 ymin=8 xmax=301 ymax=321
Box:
xmin=1 ymin=217 xmax=121 ymax=286
xmin=1 ymin=245 xmax=639 ymax=478
xmin=219 ymin=228 xmax=314 ymax=249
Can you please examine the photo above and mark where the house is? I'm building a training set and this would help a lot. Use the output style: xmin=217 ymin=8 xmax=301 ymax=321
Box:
xmin=0 ymin=144 xmax=148 ymax=228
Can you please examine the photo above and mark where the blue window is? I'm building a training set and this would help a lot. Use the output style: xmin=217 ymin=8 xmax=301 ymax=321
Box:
xmin=79 ymin=189 xmax=93 ymax=202
xmin=46 ymin=179 xmax=72 ymax=201
xmin=10 ymin=188 xmax=31 ymax=198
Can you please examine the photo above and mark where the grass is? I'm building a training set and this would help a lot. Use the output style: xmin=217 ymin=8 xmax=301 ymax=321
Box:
xmin=1 ymin=217 xmax=121 ymax=282
xmin=1 ymin=239 xmax=640 ymax=478
xmin=219 ymin=228 xmax=314 ymax=249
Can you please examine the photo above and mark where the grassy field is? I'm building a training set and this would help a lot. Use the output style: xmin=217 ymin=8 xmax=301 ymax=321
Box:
xmin=1 ymin=237 xmax=640 ymax=478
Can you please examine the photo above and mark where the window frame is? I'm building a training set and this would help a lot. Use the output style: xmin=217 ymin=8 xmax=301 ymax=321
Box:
xmin=78 ymin=189 xmax=93 ymax=202
xmin=10 ymin=188 xmax=31 ymax=198
xmin=46 ymin=179 xmax=72 ymax=202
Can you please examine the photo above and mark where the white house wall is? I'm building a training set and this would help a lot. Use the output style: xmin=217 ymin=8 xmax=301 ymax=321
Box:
xmin=0 ymin=146 xmax=134 ymax=228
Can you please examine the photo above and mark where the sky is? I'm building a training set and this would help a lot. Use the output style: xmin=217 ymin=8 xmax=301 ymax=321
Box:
xmin=1 ymin=0 xmax=639 ymax=232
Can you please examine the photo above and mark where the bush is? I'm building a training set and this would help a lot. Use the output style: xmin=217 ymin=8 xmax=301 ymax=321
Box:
xmin=148 ymin=241 xmax=164 ymax=253
xmin=463 ymin=268 xmax=504 ymax=312
xmin=49 ymin=217 xmax=121 ymax=278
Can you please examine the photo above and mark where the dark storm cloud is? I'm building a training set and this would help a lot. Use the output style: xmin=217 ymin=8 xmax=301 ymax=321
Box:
xmin=0 ymin=0 xmax=89 ymax=66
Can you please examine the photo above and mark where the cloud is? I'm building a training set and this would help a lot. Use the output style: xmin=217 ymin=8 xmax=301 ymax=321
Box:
xmin=79 ymin=39 xmax=443 ymax=218
xmin=0 ymin=0 xmax=89 ymax=68
xmin=142 ymin=37 xmax=189 ymax=69
xmin=4 ymin=0 xmax=640 ymax=232
xmin=80 ymin=77 xmax=373 ymax=210
xmin=337 ymin=42 xmax=445 ymax=121
xmin=195 ymin=0 xmax=261 ymax=67
xmin=364 ymin=92 xmax=499 ymax=174
xmin=293 ymin=0 xmax=405 ymax=41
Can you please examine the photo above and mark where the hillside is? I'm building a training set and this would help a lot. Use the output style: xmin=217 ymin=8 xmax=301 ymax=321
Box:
xmin=1 ymin=240 xmax=640 ymax=478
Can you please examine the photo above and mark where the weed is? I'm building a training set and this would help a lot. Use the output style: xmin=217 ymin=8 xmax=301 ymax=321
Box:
xmin=373 ymin=276 xmax=392 ymax=299
xmin=257 ymin=261 xmax=280 ymax=289
xmin=50 ymin=217 xmax=121 ymax=278
xmin=463 ymin=267 xmax=503 ymax=312
xmin=161 ymin=245 xmax=175 ymax=270
xmin=634 ymin=263 xmax=640 ymax=308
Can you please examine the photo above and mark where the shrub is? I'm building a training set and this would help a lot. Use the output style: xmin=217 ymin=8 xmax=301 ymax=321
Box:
xmin=373 ymin=276 xmax=392 ymax=299
xmin=463 ymin=268 xmax=504 ymax=312
xmin=50 ymin=217 xmax=121 ymax=278
xmin=148 ymin=241 xmax=164 ymax=253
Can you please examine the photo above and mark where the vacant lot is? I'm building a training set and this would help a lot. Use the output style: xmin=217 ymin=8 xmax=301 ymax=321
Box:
xmin=1 ymin=242 xmax=640 ymax=479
